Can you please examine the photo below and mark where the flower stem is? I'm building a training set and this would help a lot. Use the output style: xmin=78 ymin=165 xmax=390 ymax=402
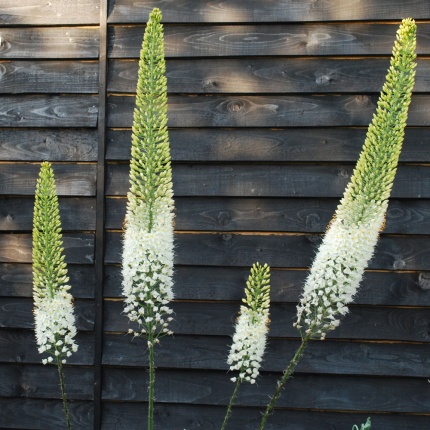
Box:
xmin=221 ymin=377 xmax=241 ymax=430
xmin=258 ymin=335 xmax=310 ymax=430
xmin=148 ymin=333 xmax=155 ymax=430
xmin=56 ymin=358 xmax=72 ymax=430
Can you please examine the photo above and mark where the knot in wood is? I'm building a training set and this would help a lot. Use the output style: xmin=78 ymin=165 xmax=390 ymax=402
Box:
xmin=393 ymin=259 xmax=406 ymax=270
xmin=355 ymin=95 xmax=370 ymax=105
xmin=418 ymin=272 xmax=430 ymax=290
xmin=217 ymin=211 xmax=231 ymax=227
xmin=222 ymin=233 xmax=232 ymax=242
xmin=227 ymin=99 xmax=245 ymax=113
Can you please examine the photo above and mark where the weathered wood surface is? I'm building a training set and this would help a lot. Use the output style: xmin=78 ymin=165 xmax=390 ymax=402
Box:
xmin=105 ymin=231 xmax=430 ymax=271
xmin=0 ymin=329 xmax=94 ymax=365
xmin=106 ymin=164 xmax=430 ymax=198
xmin=0 ymin=263 xmax=95 ymax=298
xmin=109 ymin=58 xmax=430 ymax=93
xmin=108 ymin=23 xmax=430 ymax=58
xmin=104 ymin=265 xmax=430 ymax=307
xmin=103 ymin=333 xmax=430 ymax=377
xmin=1 ymin=0 xmax=100 ymax=25
xmin=0 ymin=233 xmax=94 ymax=264
xmin=0 ymin=61 xmax=99 ymax=94
xmin=0 ymin=96 xmax=98 ymax=127
xmin=107 ymin=94 xmax=430 ymax=128
xmin=102 ymin=368 xmax=430 ymax=412
xmin=104 ymin=300 xmax=430 ymax=342
xmin=106 ymin=127 xmax=430 ymax=162
xmin=0 ymin=398 xmax=93 ymax=429
xmin=0 ymin=28 xmax=99 ymax=59
xmin=108 ymin=0 xmax=430 ymax=23
xmin=0 ymin=164 xmax=96 ymax=195
xmin=0 ymin=129 xmax=98 ymax=161
xmin=102 ymin=402 xmax=430 ymax=430
xmin=0 ymin=363 xmax=94 ymax=399
xmin=105 ymin=197 xmax=430 ymax=234
xmin=0 ymin=197 xmax=96 ymax=231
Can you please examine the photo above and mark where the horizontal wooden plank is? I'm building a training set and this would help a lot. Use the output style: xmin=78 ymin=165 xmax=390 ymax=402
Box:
xmin=104 ymin=265 xmax=430 ymax=307
xmin=0 ymin=164 xmax=96 ymax=196
xmin=108 ymin=58 xmax=430 ymax=93
xmin=103 ymin=333 xmax=430 ymax=377
xmin=102 ymin=402 xmax=430 ymax=430
xmin=0 ymin=61 xmax=99 ymax=94
xmin=2 ymin=0 xmax=100 ymax=25
xmin=107 ymin=94 xmax=430 ymax=128
xmin=0 ymin=27 xmax=99 ymax=59
xmin=105 ymin=232 xmax=430 ymax=271
xmin=102 ymin=368 xmax=430 ymax=412
xmin=0 ymin=329 xmax=94 ymax=365
xmin=106 ymin=164 xmax=430 ymax=198
xmin=0 ymin=233 xmax=94 ymax=264
xmin=0 ymin=363 xmax=93 ymax=399
xmin=108 ymin=23 xmax=430 ymax=58
xmin=0 ymin=129 xmax=98 ymax=161
xmin=0 ymin=298 xmax=94 ymax=331
xmin=108 ymin=0 xmax=430 ymax=23
xmin=0 ymin=197 xmax=96 ymax=231
xmin=106 ymin=197 xmax=430 ymax=234
xmin=106 ymin=127 xmax=430 ymax=163
xmin=0 ymin=264 xmax=95 ymax=299
xmin=0 ymin=398 xmax=93 ymax=429
xmin=0 ymin=96 xmax=98 ymax=127
xmin=104 ymin=301 xmax=430 ymax=342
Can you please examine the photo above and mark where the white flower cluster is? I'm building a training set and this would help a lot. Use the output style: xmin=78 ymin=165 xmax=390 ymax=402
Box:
xmin=122 ymin=204 xmax=174 ymax=338
xmin=295 ymin=200 xmax=387 ymax=339
xmin=34 ymin=288 xmax=78 ymax=365
xmin=227 ymin=306 xmax=269 ymax=384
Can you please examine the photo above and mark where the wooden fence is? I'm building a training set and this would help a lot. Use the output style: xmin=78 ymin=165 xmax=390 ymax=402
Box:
xmin=0 ymin=1 xmax=429 ymax=429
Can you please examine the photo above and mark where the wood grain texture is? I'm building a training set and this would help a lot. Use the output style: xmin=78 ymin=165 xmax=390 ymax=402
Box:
xmin=102 ymin=333 xmax=430 ymax=377
xmin=0 ymin=95 xmax=98 ymax=127
xmin=108 ymin=0 xmax=430 ymax=23
xmin=0 ymin=28 xmax=99 ymax=59
xmin=106 ymin=164 xmax=430 ymax=198
xmin=105 ymin=197 xmax=430 ymax=234
xmin=0 ymin=61 xmax=99 ymax=94
xmin=105 ymin=231 xmax=430 ymax=271
xmin=109 ymin=58 xmax=430 ymax=94
xmin=0 ymin=164 xmax=96 ymax=196
xmin=107 ymin=94 xmax=430 ymax=128
xmin=0 ymin=233 xmax=94 ymax=264
xmin=106 ymin=127 xmax=430 ymax=162
xmin=0 ymin=129 xmax=98 ymax=161
xmin=108 ymin=23 xmax=430 ymax=58
xmin=1 ymin=0 xmax=100 ymax=25
xmin=104 ymin=265 xmax=430 ymax=307
xmin=0 ymin=263 xmax=95 ymax=298
xmin=0 ymin=197 xmax=96 ymax=231
xmin=0 ymin=398 xmax=93 ymax=429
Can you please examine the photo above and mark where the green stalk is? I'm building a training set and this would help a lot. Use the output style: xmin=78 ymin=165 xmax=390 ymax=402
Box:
xmin=258 ymin=335 xmax=310 ymax=430
xmin=148 ymin=332 xmax=155 ymax=430
xmin=56 ymin=358 xmax=72 ymax=430
xmin=221 ymin=378 xmax=242 ymax=430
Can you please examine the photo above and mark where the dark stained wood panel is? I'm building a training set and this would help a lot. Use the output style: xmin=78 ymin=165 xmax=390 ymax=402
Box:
xmin=0 ymin=233 xmax=94 ymax=264
xmin=105 ymin=197 xmax=430 ymax=235
xmin=106 ymin=127 xmax=430 ymax=162
xmin=0 ymin=129 xmax=98 ymax=161
xmin=105 ymin=231 xmax=430 ymax=271
xmin=104 ymin=265 xmax=430 ymax=307
xmin=107 ymin=94 xmax=430 ymax=128
xmin=106 ymin=164 xmax=430 ymax=198
xmin=108 ymin=0 xmax=430 ymax=23
xmin=0 ymin=164 xmax=96 ymax=196
xmin=1 ymin=0 xmax=100 ymax=25
xmin=108 ymin=58 xmax=430 ymax=94
xmin=0 ymin=28 xmax=99 ymax=59
xmin=108 ymin=23 xmax=430 ymax=58
xmin=0 ymin=61 xmax=99 ymax=94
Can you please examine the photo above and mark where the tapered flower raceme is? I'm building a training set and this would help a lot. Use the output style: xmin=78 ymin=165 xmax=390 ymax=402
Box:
xmin=122 ymin=7 xmax=174 ymax=340
xmin=33 ymin=162 xmax=78 ymax=364
xmin=295 ymin=18 xmax=417 ymax=340
xmin=228 ymin=263 xmax=271 ymax=384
